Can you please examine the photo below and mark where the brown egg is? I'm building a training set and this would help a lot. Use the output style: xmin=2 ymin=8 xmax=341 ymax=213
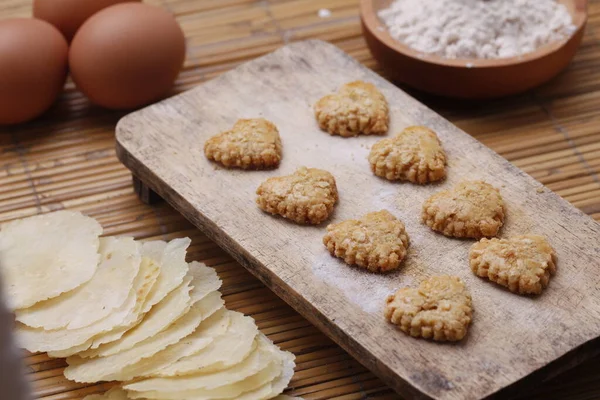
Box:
xmin=69 ymin=3 xmax=186 ymax=110
xmin=0 ymin=19 xmax=68 ymax=125
xmin=33 ymin=0 xmax=141 ymax=42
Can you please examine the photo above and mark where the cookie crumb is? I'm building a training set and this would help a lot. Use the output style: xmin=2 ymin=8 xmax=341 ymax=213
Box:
xmin=318 ymin=8 xmax=331 ymax=18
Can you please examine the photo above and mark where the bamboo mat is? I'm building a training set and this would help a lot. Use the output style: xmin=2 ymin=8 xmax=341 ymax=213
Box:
xmin=1 ymin=1 xmax=600 ymax=399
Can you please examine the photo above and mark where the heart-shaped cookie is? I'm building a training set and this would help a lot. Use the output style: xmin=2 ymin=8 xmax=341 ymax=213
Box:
xmin=314 ymin=81 xmax=389 ymax=137
xmin=385 ymin=275 xmax=473 ymax=341
xmin=469 ymin=235 xmax=556 ymax=295
xmin=422 ymin=180 xmax=505 ymax=239
xmin=204 ymin=118 xmax=282 ymax=169
xmin=323 ymin=210 xmax=409 ymax=272
xmin=256 ymin=167 xmax=338 ymax=225
xmin=369 ymin=126 xmax=447 ymax=184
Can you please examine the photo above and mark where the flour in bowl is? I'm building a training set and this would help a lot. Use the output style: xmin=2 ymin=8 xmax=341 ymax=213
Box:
xmin=378 ymin=0 xmax=577 ymax=59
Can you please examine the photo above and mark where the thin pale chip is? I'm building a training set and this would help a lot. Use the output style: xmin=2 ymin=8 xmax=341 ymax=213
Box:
xmin=16 ymin=237 xmax=141 ymax=330
xmin=81 ymin=262 xmax=221 ymax=357
xmin=78 ymin=275 xmax=193 ymax=358
xmin=126 ymin=360 xmax=282 ymax=400
xmin=48 ymin=257 xmax=160 ymax=357
xmin=124 ymin=334 xmax=279 ymax=393
xmin=187 ymin=261 xmax=222 ymax=303
xmin=18 ymin=257 xmax=159 ymax=354
xmin=85 ymin=257 xmax=161 ymax=351
xmin=108 ymin=307 xmax=230 ymax=381
xmin=83 ymin=387 xmax=128 ymax=400
xmin=224 ymin=336 xmax=295 ymax=400
xmin=262 ymin=350 xmax=296 ymax=400
xmin=65 ymin=290 xmax=222 ymax=383
xmin=221 ymin=346 xmax=296 ymax=400
xmin=82 ymin=260 xmax=218 ymax=358
xmin=48 ymin=341 xmax=91 ymax=358
xmin=155 ymin=311 xmax=258 ymax=377
xmin=0 ymin=211 xmax=102 ymax=309
xmin=142 ymin=238 xmax=190 ymax=312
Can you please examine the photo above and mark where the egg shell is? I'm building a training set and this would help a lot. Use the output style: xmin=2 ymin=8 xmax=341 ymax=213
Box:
xmin=33 ymin=0 xmax=141 ymax=42
xmin=0 ymin=19 xmax=68 ymax=125
xmin=69 ymin=3 xmax=186 ymax=110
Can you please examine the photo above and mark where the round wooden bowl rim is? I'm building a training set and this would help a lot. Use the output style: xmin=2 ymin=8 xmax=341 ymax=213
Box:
xmin=360 ymin=0 xmax=589 ymax=69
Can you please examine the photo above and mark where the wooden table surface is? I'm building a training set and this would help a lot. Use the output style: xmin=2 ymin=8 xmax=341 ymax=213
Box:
xmin=1 ymin=1 xmax=599 ymax=399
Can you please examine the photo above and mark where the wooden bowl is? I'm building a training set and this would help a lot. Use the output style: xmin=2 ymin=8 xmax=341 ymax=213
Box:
xmin=361 ymin=0 xmax=588 ymax=99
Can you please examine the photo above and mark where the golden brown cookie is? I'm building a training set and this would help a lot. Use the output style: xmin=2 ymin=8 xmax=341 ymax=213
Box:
xmin=385 ymin=275 xmax=473 ymax=341
xmin=256 ymin=167 xmax=338 ymax=225
xmin=314 ymin=81 xmax=389 ymax=137
xmin=323 ymin=210 xmax=409 ymax=273
xmin=469 ymin=235 xmax=556 ymax=295
xmin=422 ymin=180 xmax=505 ymax=239
xmin=204 ymin=118 xmax=282 ymax=169
xmin=369 ymin=126 xmax=447 ymax=184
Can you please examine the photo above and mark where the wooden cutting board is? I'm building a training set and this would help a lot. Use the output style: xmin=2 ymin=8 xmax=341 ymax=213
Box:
xmin=116 ymin=40 xmax=600 ymax=400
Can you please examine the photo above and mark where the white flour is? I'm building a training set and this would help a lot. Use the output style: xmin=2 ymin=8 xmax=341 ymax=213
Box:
xmin=378 ymin=0 xmax=576 ymax=59
xmin=312 ymin=253 xmax=407 ymax=314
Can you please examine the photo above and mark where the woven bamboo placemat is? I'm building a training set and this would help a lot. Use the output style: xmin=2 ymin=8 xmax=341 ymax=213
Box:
xmin=1 ymin=1 xmax=599 ymax=399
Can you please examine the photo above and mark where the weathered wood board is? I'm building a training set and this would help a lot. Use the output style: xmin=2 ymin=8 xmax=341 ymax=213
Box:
xmin=116 ymin=40 xmax=600 ymax=400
